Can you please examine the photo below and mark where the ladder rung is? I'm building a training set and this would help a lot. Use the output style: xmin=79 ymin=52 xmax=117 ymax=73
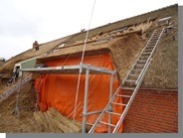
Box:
xmin=146 ymin=46 xmax=154 ymax=49
xmin=146 ymin=47 xmax=154 ymax=50
xmin=150 ymin=39 xmax=158 ymax=42
xmin=135 ymin=64 xmax=144 ymax=69
xmin=143 ymin=51 xmax=151 ymax=54
xmin=144 ymin=49 xmax=152 ymax=52
xmin=149 ymin=40 xmax=156 ymax=43
xmin=106 ymin=111 xmax=122 ymax=116
xmin=99 ymin=121 xmax=115 ymax=127
xmin=154 ymin=31 xmax=161 ymax=34
xmin=153 ymin=33 xmax=160 ymax=35
xmin=128 ymin=73 xmax=139 ymax=79
xmin=149 ymin=41 xmax=156 ymax=44
xmin=139 ymin=57 xmax=148 ymax=61
xmin=147 ymin=44 xmax=155 ymax=46
xmin=136 ymin=61 xmax=145 ymax=65
xmin=124 ymin=80 xmax=136 ymax=87
xmin=140 ymin=55 xmax=149 ymax=58
xmin=147 ymin=44 xmax=155 ymax=47
xmin=146 ymin=43 xmax=156 ymax=46
xmin=141 ymin=54 xmax=149 ymax=57
xmin=151 ymin=38 xmax=158 ymax=40
xmin=83 ymin=110 xmax=103 ymax=116
xmin=129 ymin=73 xmax=139 ymax=77
xmin=112 ymin=102 xmax=127 ymax=106
xmin=152 ymin=37 xmax=158 ymax=39
xmin=125 ymin=79 xmax=136 ymax=83
xmin=138 ymin=59 xmax=146 ymax=62
xmin=116 ymin=94 xmax=131 ymax=98
xmin=132 ymin=69 xmax=142 ymax=74
xmin=153 ymin=34 xmax=160 ymax=36
xmin=142 ymin=52 xmax=151 ymax=55
xmin=121 ymin=87 xmax=135 ymax=91
xmin=149 ymin=40 xmax=156 ymax=42
xmin=151 ymin=36 xmax=159 ymax=38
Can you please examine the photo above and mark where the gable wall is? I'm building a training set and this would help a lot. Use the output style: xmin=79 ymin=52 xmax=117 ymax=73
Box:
xmin=123 ymin=89 xmax=178 ymax=133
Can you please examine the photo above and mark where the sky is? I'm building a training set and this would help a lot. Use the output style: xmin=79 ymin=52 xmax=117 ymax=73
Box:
xmin=0 ymin=0 xmax=180 ymax=60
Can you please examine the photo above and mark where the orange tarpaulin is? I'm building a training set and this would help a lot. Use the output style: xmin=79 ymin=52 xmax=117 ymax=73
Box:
xmin=35 ymin=53 xmax=123 ymax=132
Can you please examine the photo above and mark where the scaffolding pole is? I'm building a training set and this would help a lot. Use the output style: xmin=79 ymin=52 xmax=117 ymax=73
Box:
xmin=16 ymin=63 xmax=116 ymax=133
xmin=108 ymin=73 xmax=114 ymax=133
xmin=82 ymin=68 xmax=90 ymax=133
xmin=81 ymin=67 xmax=116 ymax=133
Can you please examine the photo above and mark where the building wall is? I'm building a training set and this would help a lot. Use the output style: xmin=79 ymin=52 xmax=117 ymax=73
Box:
xmin=123 ymin=89 xmax=178 ymax=133
xmin=21 ymin=58 xmax=36 ymax=69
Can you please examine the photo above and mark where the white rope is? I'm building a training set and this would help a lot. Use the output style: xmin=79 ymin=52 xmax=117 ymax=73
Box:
xmin=73 ymin=0 xmax=97 ymax=121
xmin=80 ymin=0 xmax=97 ymax=65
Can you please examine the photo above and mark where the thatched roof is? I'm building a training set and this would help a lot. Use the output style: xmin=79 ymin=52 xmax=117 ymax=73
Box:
xmin=0 ymin=4 xmax=178 ymax=90
xmin=0 ymin=37 xmax=69 ymax=79
xmin=36 ymin=5 xmax=178 ymax=90
xmin=0 ymin=4 xmax=178 ymax=133
xmin=37 ymin=30 xmax=142 ymax=62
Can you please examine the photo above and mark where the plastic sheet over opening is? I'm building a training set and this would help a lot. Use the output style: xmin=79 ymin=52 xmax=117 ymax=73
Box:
xmin=35 ymin=53 xmax=123 ymax=133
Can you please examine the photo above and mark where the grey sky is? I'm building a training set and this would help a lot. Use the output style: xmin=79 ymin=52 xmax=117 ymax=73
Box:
xmin=0 ymin=0 xmax=180 ymax=60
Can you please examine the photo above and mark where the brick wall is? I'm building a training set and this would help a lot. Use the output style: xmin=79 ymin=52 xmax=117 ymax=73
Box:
xmin=123 ymin=89 xmax=178 ymax=133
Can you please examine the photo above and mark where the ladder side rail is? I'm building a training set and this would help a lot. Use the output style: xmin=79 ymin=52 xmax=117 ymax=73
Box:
xmin=135 ymin=28 xmax=164 ymax=85
xmin=87 ymin=28 xmax=164 ymax=133
xmin=88 ymin=86 xmax=122 ymax=133
xmin=122 ymin=29 xmax=156 ymax=85
xmin=0 ymin=75 xmax=32 ymax=103
xmin=15 ymin=72 xmax=24 ymax=118
xmin=113 ymin=28 xmax=164 ymax=133
xmin=113 ymin=59 xmax=152 ymax=133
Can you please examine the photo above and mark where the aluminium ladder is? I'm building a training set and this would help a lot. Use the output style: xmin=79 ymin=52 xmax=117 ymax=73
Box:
xmin=13 ymin=73 xmax=36 ymax=117
xmin=88 ymin=27 xmax=164 ymax=133
xmin=0 ymin=75 xmax=32 ymax=103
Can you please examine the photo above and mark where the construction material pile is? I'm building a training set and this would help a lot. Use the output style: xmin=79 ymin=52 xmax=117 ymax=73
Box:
xmin=33 ymin=108 xmax=82 ymax=133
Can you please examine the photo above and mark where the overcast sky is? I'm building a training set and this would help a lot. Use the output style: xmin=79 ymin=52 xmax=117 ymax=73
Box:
xmin=0 ymin=0 xmax=180 ymax=60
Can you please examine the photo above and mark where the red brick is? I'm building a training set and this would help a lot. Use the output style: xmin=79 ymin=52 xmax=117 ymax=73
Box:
xmin=123 ymin=89 xmax=178 ymax=133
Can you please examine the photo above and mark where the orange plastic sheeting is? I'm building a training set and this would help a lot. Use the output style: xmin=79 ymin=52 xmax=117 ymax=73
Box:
xmin=35 ymin=54 xmax=123 ymax=133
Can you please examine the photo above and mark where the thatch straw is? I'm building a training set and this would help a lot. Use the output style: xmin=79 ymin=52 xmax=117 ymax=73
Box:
xmin=109 ymin=34 xmax=145 ymax=81
xmin=0 ymin=82 xmax=40 ymax=133
xmin=33 ymin=108 xmax=82 ymax=133
xmin=0 ymin=37 xmax=69 ymax=80
xmin=142 ymin=30 xmax=178 ymax=89
xmin=0 ymin=5 xmax=178 ymax=133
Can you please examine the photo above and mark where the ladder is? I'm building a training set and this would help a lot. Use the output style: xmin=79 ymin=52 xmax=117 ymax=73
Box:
xmin=0 ymin=75 xmax=32 ymax=103
xmin=88 ymin=27 xmax=164 ymax=133
xmin=6 ymin=68 xmax=20 ymax=85
xmin=13 ymin=73 xmax=37 ymax=117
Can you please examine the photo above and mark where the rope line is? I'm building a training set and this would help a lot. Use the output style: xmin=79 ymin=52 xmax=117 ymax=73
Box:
xmin=73 ymin=0 xmax=97 ymax=121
